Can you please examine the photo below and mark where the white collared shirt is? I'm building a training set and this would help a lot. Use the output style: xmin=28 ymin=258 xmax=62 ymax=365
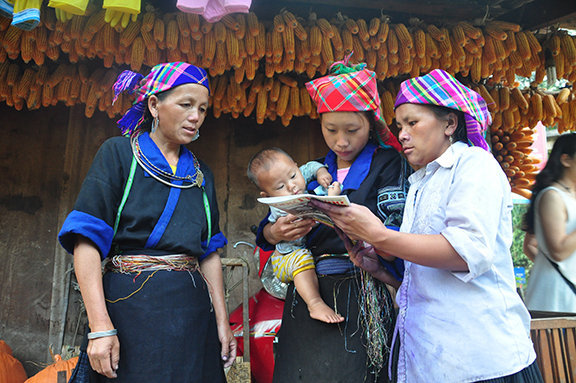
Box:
xmin=394 ymin=142 xmax=535 ymax=383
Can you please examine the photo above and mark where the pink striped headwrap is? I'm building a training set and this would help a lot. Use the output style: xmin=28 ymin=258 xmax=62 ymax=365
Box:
xmin=395 ymin=69 xmax=491 ymax=151
xmin=113 ymin=62 xmax=210 ymax=136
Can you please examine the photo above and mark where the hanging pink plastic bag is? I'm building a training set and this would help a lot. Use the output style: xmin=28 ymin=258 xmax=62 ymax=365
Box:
xmin=222 ymin=0 xmax=250 ymax=13
xmin=202 ymin=0 xmax=227 ymax=22
xmin=177 ymin=0 xmax=210 ymax=14
xmin=178 ymin=0 xmax=251 ymax=22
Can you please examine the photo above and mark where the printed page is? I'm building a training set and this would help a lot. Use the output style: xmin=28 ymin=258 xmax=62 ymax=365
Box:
xmin=257 ymin=194 xmax=350 ymax=227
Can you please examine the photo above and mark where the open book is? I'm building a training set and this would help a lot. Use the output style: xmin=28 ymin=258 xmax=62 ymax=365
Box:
xmin=257 ymin=194 xmax=350 ymax=227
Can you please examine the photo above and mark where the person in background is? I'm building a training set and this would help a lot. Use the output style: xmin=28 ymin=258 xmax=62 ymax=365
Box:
xmin=59 ymin=62 xmax=236 ymax=382
xmin=523 ymin=132 xmax=576 ymax=313
xmin=523 ymin=232 xmax=538 ymax=261
xmin=313 ymin=69 xmax=543 ymax=383
xmin=257 ymin=55 xmax=409 ymax=383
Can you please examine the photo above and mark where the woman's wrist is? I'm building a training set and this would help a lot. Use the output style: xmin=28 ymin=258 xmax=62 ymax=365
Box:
xmin=88 ymin=329 xmax=118 ymax=339
xmin=215 ymin=314 xmax=233 ymax=333
xmin=374 ymin=247 xmax=395 ymax=261
xmin=366 ymin=223 xmax=391 ymax=252
xmin=216 ymin=318 xmax=231 ymax=328
xmin=212 ymin=301 xmax=229 ymax=323
xmin=87 ymin=316 xmax=115 ymax=332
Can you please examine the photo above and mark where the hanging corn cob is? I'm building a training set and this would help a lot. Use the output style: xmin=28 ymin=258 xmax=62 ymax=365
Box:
xmin=0 ymin=6 xmax=556 ymax=87
xmin=1 ymin=7 xmax=575 ymax=151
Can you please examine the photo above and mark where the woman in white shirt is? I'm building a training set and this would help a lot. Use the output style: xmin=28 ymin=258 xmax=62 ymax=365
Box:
xmin=523 ymin=133 xmax=576 ymax=313
xmin=312 ymin=69 xmax=542 ymax=383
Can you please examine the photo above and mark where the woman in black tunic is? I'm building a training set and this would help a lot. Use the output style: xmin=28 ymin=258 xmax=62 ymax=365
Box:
xmin=59 ymin=62 xmax=236 ymax=382
xmin=256 ymin=58 xmax=408 ymax=382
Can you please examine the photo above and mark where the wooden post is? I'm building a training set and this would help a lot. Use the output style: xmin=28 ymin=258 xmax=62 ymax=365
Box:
xmin=47 ymin=107 xmax=78 ymax=360
xmin=47 ymin=107 xmax=117 ymax=359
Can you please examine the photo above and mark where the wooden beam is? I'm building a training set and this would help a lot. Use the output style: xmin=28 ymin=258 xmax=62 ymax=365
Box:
xmin=249 ymin=0 xmax=546 ymax=25
xmin=279 ymin=0 xmax=481 ymax=16
xmin=497 ymin=0 xmax=576 ymax=30
xmin=143 ymin=0 xmax=576 ymax=30
xmin=249 ymin=0 xmax=486 ymax=22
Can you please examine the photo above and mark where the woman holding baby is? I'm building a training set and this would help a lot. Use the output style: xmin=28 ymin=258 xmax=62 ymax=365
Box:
xmin=256 ymin=56 xmax=409 ymax=383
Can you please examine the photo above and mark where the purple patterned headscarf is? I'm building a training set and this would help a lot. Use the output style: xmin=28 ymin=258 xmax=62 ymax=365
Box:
xmin=395 ymin=69 xmax=491 ymax=151
xmin=113 ymin=62 xmax=210 ymax=136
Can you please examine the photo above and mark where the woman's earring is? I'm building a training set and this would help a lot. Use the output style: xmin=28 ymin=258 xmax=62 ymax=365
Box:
xmin=151 ymin=116 xmax=159 ymax=133
xmin=449 ymin=135 xmax=454 ymax=144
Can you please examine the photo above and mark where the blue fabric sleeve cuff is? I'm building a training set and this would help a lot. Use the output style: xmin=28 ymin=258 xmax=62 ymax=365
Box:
xmin=313 ymin=185 xmax=328 ymax=196
xmin=200 ymin=232 xmax=228 ymax=261
xmin=58 ymin=210 xmax=114 ymax=258
xmin=378 ymin=257 xmax=405 ymax=282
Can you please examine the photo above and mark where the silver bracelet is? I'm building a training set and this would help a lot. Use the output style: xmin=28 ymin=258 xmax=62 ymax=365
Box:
xmin=87 ymin=329 xmax=118 ymax=340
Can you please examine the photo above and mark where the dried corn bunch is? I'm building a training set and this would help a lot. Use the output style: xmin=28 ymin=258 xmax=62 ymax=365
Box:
xmin=485 ymin=85 xmax=538 ymax=198
xmin=0 ymin=62 xmax=123 ymax=118
xmin=208 ymin=71 xmax=317 ymax=126
xmin=445 ymin=21 xmax=538 ymax=87
xmin=555 ymin=87 xmax=576 ymax=133
xmin=377 ymin=80 xmax=400 ymax=126
xmin=0 ymin=6 xmax=572 ymax=138
xmin=481 ymin=83 xmax=576 ymax=198
xmin=541 ymin=31 xmax=576 ymax=83
xmin=492 ymin=124 xmax=540 ymax=199
xmin=0 ymin=8 xmax=551 ymax=88
xmin=2 ymin=26 xmax=23 ymax=58
xmin=3 ymin=63 xmax=573 ymax=202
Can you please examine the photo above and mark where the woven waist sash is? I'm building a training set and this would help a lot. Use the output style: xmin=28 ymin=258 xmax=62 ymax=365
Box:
xmin=104 ymin=254 xmax=199 ymax=274
xmin=315 ymin=253 xmax=356 ymax=275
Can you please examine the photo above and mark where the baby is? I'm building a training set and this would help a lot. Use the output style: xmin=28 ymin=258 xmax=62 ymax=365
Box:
xmin=247 ymin=148 xmax=343 ymax=323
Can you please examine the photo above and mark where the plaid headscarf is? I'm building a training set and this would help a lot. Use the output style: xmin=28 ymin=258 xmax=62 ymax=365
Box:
xmin=395 ymin=69 xmax=491 ymax=151
xmin=305 ymin=55 xmax=401 ymax=151
xmin=113 ymin=62 xmax=210 ymax=136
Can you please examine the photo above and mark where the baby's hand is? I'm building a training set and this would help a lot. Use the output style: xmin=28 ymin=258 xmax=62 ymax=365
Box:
xmin=327 ymin=181 xmax=341 ymax=196
xmin=316 ymin=167 xmax=332 ymax=188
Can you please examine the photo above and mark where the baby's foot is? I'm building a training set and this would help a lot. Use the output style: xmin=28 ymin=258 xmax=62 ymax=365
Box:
xmin=308 ymin=300 xmax=344 ymax=323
